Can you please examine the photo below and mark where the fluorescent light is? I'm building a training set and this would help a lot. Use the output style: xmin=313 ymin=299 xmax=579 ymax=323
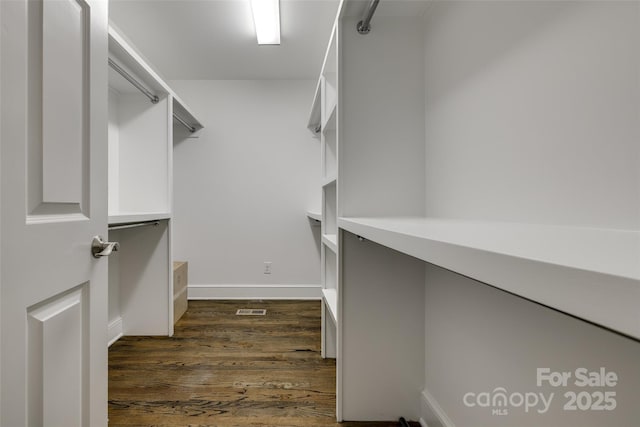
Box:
xmin=250 ymin=0 xmax=280 ymax=45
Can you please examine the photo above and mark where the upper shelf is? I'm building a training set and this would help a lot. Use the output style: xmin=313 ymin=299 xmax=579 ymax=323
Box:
xmin=108 ymin=25 xmax=203 ymax=132
xmin=339 ymin=216 xmax=640 ymax=340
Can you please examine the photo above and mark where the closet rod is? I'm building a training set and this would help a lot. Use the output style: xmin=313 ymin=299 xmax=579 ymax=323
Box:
xmin=173 ymin=113 xmax=197 ymax=133
xmin=109 ymin=220 xmax=160 ymax=231
xmin=108 ymin=57 xmax=160 ymax=104
xmin=357 ymin=0 xmax=380 ymax=34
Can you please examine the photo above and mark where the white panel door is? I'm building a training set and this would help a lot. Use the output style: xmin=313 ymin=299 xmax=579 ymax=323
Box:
xmin=1 ymin=0 xmax=109 ymax=426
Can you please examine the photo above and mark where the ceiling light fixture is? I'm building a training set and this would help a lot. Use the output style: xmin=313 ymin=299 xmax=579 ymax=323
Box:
xmin=250 ymin=0 xmax=281 ymax=45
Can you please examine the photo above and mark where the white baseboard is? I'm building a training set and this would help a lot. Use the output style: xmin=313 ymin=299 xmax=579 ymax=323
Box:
xmin=421 ymin=387 xmax=456 ymax=427
xmin=108 ymin=317 xmax=123 ymax=347
xmin=187 ymin=284 xmax=322 ymax=300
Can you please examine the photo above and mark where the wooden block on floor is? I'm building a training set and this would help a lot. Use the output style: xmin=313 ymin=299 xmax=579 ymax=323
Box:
xmin=173 ymin=261 xmax=188 ymax=324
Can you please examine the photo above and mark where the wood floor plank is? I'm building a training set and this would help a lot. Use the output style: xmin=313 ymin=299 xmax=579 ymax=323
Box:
xmin=109 ymin=300 xmax=417 ymax=427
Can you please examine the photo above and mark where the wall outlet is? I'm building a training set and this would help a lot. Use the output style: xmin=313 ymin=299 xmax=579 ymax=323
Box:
xmin=263 ymin=262 xmax=272 ymax=274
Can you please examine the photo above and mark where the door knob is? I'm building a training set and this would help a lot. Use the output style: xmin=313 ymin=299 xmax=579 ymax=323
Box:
xmin=91 ymin=235 xmax=120 ymax=258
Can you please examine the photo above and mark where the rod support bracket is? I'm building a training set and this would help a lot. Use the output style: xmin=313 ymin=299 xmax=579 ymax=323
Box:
xmin=357 ymin=20 xmax=371 ymax=34
xmin=356 ymin=0 xmax=379 ymax=34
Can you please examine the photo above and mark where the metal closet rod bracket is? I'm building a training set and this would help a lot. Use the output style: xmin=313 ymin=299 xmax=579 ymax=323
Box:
xmin=357 ymin=0 xmax=380 ymax=34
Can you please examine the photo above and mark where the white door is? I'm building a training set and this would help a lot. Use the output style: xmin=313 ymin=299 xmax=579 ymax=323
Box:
xmin=1 ymin=0 xmax=109 ymax=426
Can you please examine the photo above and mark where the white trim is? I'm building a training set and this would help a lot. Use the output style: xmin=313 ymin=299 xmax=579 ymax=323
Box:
xmin=187 ymin=284 xmax=322 ymax=300
xmin=108 ymin=317 xmax=123 ymax=347
xmin=421 ymin=388 xmax=456 ymax=427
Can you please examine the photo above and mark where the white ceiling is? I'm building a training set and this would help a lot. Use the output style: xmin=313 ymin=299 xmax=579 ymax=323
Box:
xmin=109 ymin=0 xmax=342 ymax=80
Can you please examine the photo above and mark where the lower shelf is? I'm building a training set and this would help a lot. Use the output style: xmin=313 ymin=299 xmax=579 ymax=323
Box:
xmin=322 ymin=288 xmax=338 ymax=324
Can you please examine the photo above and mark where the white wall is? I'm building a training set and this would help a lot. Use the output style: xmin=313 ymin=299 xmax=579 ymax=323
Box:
xmin=423 ymin=264 xmax=640 ymax=427
xmin=421 ymin=2 xmax=640 ymax=426
xmin=341 ymin=16 xmax=426 ymax=217
xmin=170 ymin=80 xmax=321 ymax=295
xmin=423 ymin=0 xmax=639 ymax=230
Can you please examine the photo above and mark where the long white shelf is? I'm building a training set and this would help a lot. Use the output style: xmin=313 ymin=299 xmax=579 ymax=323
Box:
xmin=339 ymin=217 xmax=640 ymax=340
xmin=322 ymin=288 xmax=338 ymax=324
xmin=109 ymin=212 xmax=171 ymax=225
xmin=322 ymin=234 xmax=338 ymax=253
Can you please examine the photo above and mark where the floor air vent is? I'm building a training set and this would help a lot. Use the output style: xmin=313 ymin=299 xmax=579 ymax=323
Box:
xmin=236 ymin=309 xmax=267 ymax=316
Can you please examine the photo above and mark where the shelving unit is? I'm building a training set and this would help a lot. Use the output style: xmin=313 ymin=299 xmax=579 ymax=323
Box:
xmin=307 ymin=11 xmax=341 ymax=370
xmin=308 ymin=0 xmax=640 ymax=424
xmin=107 ymin=26 xmax=203 ymax=345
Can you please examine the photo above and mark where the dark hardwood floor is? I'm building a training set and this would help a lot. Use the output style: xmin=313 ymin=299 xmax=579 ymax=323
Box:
xmin=108 ymin=300 xmax=416 ymax=427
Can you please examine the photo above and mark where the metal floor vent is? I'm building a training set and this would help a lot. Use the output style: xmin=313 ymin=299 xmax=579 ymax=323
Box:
xmin=236 ymin=309 xmax=267 ymax=316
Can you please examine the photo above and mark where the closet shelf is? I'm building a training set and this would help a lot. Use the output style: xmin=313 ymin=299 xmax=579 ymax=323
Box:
xmin=322 ymin=105 xmax=337 ymax=133
xmin=339 ymin=216 xmax=640 ymax=340
xmin=307 ymin=211 xmax=322 ymax=222
xmin=322 ymin=234 xmax=338 ymax=253
xmin=322 ymin=176 xmax=337 ymax=188
xmin=109 ymin=212 xmax=171 ymax=225
xmin=322 ymin=288 xmax=338 ymax=324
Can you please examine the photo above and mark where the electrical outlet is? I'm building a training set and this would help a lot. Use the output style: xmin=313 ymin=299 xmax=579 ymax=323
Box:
xmin=263 ymin=262 xmax=272 ymax=274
